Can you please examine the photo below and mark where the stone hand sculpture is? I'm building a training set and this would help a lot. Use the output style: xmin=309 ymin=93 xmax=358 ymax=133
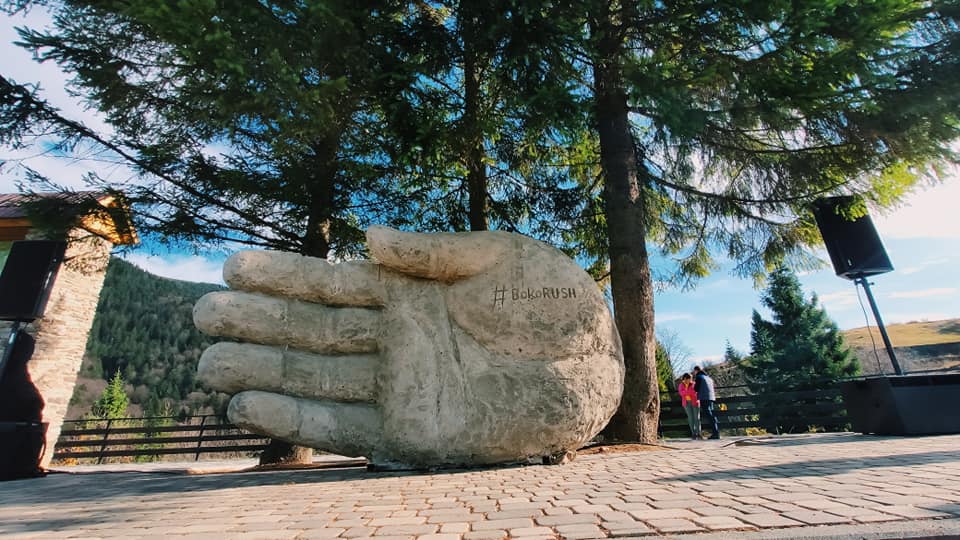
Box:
xmin=194 ymin=226 xmax=624 ymax=469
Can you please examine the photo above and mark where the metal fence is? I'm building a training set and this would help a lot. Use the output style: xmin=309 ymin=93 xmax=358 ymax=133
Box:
xmin=52 ymin=414 xmax=269 ymax=464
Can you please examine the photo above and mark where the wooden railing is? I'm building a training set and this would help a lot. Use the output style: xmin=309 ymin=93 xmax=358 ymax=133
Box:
xmin=659 ymin=384 xmax=849 ymax=437
xmin=52 ymin=415 xmax=269 ymax=463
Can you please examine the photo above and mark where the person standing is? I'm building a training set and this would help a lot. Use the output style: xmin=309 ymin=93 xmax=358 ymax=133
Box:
xmin=694 ymin=366 xmax=720 ymax=439
xmin=677 ymin=373 xmax=700 ymax=440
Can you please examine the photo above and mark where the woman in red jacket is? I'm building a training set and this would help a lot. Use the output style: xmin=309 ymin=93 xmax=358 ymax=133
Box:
xmin=678 ymin=373 xmax=701 ymax=440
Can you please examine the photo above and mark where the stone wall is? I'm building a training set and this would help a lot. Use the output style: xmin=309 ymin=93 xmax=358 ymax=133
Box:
xmin=18 ymin=230 xmax=112 ymax=467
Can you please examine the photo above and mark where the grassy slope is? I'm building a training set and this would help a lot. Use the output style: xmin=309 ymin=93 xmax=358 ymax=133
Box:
xmin=843 ymin=318 xmax=960 ymax=348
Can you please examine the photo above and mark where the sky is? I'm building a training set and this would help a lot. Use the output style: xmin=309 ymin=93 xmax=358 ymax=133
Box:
xmin=2 ymin=9 xmax=959 ymax=370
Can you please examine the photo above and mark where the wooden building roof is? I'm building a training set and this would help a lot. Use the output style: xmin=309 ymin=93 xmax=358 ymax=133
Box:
xmin=0 ymin=191 xmax=138 ymax=245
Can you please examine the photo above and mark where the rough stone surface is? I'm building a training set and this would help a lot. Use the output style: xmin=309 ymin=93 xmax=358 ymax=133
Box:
xmin=194 ymin=227 xmax=624 ymax=468
xmin=0 ymin=230 xmax=113 ymax=467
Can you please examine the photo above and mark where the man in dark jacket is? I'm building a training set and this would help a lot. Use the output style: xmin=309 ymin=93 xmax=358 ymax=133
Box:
xmin=693 ymin=366 xmax=720 ymax=439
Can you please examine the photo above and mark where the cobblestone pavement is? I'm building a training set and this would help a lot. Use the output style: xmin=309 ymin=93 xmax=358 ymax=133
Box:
xmin=2 ymin=433 xmax=960 ymax=539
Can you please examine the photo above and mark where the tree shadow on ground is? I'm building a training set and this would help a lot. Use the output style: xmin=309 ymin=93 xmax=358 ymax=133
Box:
xmin=0 ymin=458 xmax=533 ymax=507
xmin=722 ymin=432 xmax=907 ymax=448
xmin=661 ymin=448 xmax=960 ymax=482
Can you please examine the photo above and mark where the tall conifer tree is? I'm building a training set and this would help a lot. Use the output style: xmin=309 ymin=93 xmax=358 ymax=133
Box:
xmin=744 ymin=267 xmax=859 ymax=432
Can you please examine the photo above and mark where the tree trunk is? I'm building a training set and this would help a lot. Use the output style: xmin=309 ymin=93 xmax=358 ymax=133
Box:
xmin=258 ymin=142 xmax=338 ymax=466
xmin=591 ymin=9 xmax=660 ymax=443
xmin=259 ymin=440 xmax=314 ymax=466
xmin=463 ymin=38 xmax=489 ymax=232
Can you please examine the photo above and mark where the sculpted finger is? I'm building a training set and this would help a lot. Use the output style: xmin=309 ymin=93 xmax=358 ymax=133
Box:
xmin=198 ymin=342 xmax=378 ymax=402
xmin=194 ymin=291 xmax=380 ymax=353
xmin=228 ymin=391 xmax=381 ymax=458
xmin=366 ymin=225 xmax=514 ymax=281
xmin=224 ymin=250 xmax=386 ymax=306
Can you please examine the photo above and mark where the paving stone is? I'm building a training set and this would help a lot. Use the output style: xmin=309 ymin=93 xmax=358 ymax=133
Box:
xmin=439 ymin=523 xmax=470 ymax=534
xmin=462 ymin=530 xmax=506 ymax=540
xmin=369 ymin=518 xmax=427 ymax=527
xmin=507 ymin=526 xmax=554 ymax=537
xmin=758 ymin=502 xmax=807 ymax=513
xmin=373 ymin=525 xmax=440 ymax=536
xmin=647 ymin=499 xmax=700 ymax=510
xmin=470 ymin=519 xmax=534 ymax=531
xmin=690 ymin=505 xmax=743 ymax=517
xmin=569 ymin=504 xmax=610 ymax=514
xmin=329 ymin=519 xmax=373 ymax=528
xmin=535 ymin=514 xmax=598 ymax=526
xmin=626 ymin=508 xmax=696 ymax=520
xmin=555 ymin=523 xmax=605 ymax=539
xmin=609 ymin=502 xmax=652 ymax=513
xmin=760 ymin=492 xmax=825 ymax=503
xmin=416 ymin=535 xmax=461 ymax=540
xmin=483 ymin=510 xmax=543 ymax=521
xmin=296 ymin=529 xmax=348 ymax=539
xmin=425 ymin=514 xmax=484 ymax=524
xmin=692 ymin=516 xmax=754 ymax=531
xmin=603 ymin=523 xmax=657 ymax=537
xmin=342 ymin=527 xmax=378 ymax=538
xmin=643 ymin=518 xmax=704 ymax=533
xmin=738 ymin=514 xmax=805 ymax=528
xmin=597 ymin=511 xmax=635 ymax=523
xmin=874 ymin=505 xmax=952 ymax=519
xmin=551 ymin=499 xmax=590 ymax=508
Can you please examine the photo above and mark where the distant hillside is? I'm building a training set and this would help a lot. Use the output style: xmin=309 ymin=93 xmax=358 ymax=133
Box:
xmin=693 ymin=319 xmax=960 ymax=391
xmin=67 ymin=257 xmax=229 ymax=419
xmin=843 ymin=318 xmax=960 ymax=375
xmin=843 ymin=319 xmax=960 ymax=348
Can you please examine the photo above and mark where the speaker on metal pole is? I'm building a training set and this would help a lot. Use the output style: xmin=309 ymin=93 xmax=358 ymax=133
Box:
xmin=0 ymin=240 xmax=67 ymax=322
xmin=811 ymin=196 xmax=893 ymax=280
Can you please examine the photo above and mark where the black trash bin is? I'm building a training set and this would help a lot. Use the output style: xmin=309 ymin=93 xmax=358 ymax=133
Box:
xmin=0 ymin=421 xmax=47 ymax=481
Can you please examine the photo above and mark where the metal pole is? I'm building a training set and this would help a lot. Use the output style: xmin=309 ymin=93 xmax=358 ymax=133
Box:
xmin=855 ymin=276 xmax=903 ymax=376
xmin=0 ymin=321 xmax=22 ymax=386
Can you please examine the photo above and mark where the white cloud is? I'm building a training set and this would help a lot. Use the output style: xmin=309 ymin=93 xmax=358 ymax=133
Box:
xmin=1 ymin=10 xmax=111 ymax=133
xmin=897 ymin=257 xmax=951 ymax=276
xmin=657 ymin=312 xmax=696 ymax=322
xmin=121 ymin=253 xmax=225 ymax=285
xmin=691 ymin=355 xmax=723 ymax=367
xmin=873 ymin=181 xmax=960 ymax=239
xmin=887 ymin=288 xmax=958 ymax=299
xmin=1 ymin=10 xmax=127 ymax=193
xmin=816 ymin=289 xmax=859 ymax=311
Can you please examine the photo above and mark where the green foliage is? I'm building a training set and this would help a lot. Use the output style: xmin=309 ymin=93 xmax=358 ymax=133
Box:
xmin=91 ymin=370 xmax=129 ymax=419
xmin=85 ymin=257 xmax=227 ymax=415
xmin=744 ymin=267 xmax=860 ymax=433
xmin=582 ymin=0 xmax=960 ymax=286
xmin=5 ymin=0 xmax=960 ymax=444
xmin=655 ymin=342 xmax=676 ymax=395
xmin=3 ymin=0 xmax=437 ymax=258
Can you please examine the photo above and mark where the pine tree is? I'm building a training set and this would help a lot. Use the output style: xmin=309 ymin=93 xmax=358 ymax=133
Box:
xmin=92 ymin=370 xmax=129 ymax=420
xmin=655 ymin=342 xmax=676 ymax=395
xmin=5 ymin=0 xmax=959 ymax=446
xmin=744 ymin=267 xmax=859 ymax=433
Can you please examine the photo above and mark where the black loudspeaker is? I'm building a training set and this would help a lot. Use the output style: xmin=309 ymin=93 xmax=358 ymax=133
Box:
xmin=0 ymin=240 xmax=67 ymax=321
xmin=812 ymin=197 xmax=893 ymax=280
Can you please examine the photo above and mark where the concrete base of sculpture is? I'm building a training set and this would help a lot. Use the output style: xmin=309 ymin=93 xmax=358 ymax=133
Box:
xmin=194 ymin=226 xmax=624 ymax=469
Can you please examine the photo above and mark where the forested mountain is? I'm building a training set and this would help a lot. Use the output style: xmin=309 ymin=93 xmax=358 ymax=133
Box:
xmin=68 ymin=257 xmax=228 ymax=419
